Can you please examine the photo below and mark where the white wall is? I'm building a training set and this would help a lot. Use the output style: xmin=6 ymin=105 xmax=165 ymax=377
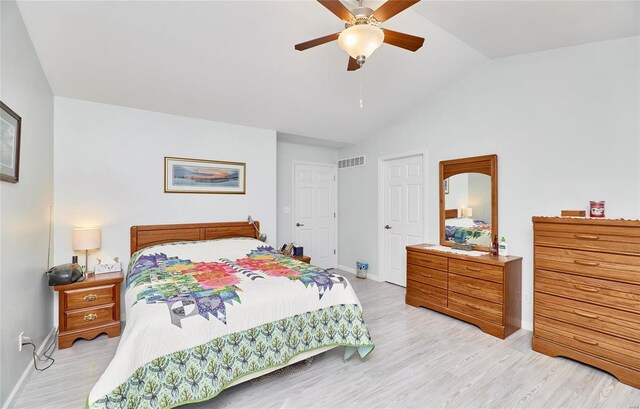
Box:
xmin=276 ymin=141 xmax=338 ymax=248
xmin=338 ymin=37 xmax=640 ymax=330
xmin=0 ymin=1 xmax=54 ymax=405
xmin=53 ymin=97 xmax=277 ymax=318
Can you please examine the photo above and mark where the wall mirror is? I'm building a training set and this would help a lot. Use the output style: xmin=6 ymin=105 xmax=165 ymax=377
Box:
xmin=440 ymin=154 xmax=498 ymax=251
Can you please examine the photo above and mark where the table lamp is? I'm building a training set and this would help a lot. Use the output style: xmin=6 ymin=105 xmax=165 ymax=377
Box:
xmin=72 ymin=227 xmax=101 ymax=273
xmin=461 ymin=207 xmax=473 ymax=218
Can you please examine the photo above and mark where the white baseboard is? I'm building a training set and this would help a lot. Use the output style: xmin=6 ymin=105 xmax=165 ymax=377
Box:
xmin=2 ymin=326 xmax=57 ymax=409
xmin=336 ymin=265 xmax=382 ymax=282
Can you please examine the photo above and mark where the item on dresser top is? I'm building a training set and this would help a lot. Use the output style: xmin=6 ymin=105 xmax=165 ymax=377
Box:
xmin=589 ymin=201 xmax=605 ymax=218
xmin=532 ymin=216 xmax=640 ymax=389
xmin=498 ymin=236 xmax=509 ymax=256
xmin=491 ymin=235 xmax=499 ymax=256
xmin=561 ymin=210 xmax=587 ymax=217
xmin=94 ymin=256 xmax=121 ymax=274
xmin=452 ymin=242 xmax=475 ymax=251
xmin=46 ymin=263 xmax=84 ymax=286
xmin=406 ymin=243 xmax=522 ymax=339
xmin=293 ymin=245 xmax=304 ymax=256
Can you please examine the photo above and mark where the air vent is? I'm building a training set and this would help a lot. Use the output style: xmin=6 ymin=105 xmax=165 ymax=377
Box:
xmin=338 ymin=155 xmax=366 ymax=169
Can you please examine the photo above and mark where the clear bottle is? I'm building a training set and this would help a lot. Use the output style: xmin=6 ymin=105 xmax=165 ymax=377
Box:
xmin=498 ymin=236 xmax=509 ymax=256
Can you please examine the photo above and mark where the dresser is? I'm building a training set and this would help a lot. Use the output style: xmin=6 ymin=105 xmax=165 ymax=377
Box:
xmin=532 ymin=217 xmax=640 ymax=388
xmin=406 ymin=244 xmax=522 ymax=339
xmin=54 ymin=271 xmax=123 ymax=349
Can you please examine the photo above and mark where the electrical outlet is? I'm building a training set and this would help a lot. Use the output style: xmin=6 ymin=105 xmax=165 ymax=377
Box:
xmin=18 ymin=331 xmax=24 ymax=352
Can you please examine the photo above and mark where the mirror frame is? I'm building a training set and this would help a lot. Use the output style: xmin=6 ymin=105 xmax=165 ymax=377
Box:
xmin=439 ymin=154 xmax=498 ymax=252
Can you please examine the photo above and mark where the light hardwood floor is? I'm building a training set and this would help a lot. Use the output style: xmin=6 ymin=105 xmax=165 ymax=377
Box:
xmin=13 ymin=272 xmax=640 ymax=409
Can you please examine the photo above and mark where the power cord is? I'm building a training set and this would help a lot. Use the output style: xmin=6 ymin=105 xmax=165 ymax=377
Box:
xmin=21 ymin=330 xmax=58 ymax=371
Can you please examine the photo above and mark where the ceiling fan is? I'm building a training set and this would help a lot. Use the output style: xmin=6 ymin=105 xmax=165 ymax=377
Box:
xmin=295 ymin=0 xmax=425 ymax=71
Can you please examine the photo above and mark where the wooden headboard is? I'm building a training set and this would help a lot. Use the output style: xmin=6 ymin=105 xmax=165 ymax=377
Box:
xmin=130 ymin=221 xmax=259 ymax=255
xmin=445 ymin=209 xmax=458 ymax=219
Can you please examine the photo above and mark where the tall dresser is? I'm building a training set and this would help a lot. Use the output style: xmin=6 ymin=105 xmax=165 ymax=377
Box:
xmin=406 ymin=244 xmax=522 ymax=339
xmin=532 ymin=217 xmax=640 ymax=388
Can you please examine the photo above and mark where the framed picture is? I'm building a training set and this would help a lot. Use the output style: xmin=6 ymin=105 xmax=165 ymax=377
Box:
xmin=444 ymin=178 xmax=449 ymax=194
xmin=164 ymin=157 xmax=246 ymax=194
xmin=1 ymin=102 xmax=21 ymax=183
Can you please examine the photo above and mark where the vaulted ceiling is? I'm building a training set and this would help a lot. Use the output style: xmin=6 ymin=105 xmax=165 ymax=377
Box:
xmin=16 ymin=1 xmax=639 ymax=145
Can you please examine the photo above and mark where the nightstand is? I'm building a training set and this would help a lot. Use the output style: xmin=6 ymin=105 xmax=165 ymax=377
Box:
xmin=54 ymin=271 xmax=123 ymax=349
xmin=291 ymin=255 xmax=311 ymax=264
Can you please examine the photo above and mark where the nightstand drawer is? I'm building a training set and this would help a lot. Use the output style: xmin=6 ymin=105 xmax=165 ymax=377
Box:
xmin=65 ymin=285 xmax=115 ymax=310
xmin=65 ymin=305 xmax=115 ymax=331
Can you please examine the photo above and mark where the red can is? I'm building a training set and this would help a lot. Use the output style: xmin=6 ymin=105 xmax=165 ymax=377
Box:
xmin=589 ymin=201 xmax=605 ymax=218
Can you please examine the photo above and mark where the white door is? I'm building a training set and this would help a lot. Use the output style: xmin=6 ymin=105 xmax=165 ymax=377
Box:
xmin=293 ymin=163 xmax=337 ymax=269
xmin=383 ymin=155 xmax=424 ymax=286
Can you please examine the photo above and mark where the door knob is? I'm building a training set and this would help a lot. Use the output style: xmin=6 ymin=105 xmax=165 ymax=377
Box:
xmin=384 ymin=225 xmax=392 ymax=229
xmin=296 ymin=223 xmax=305 ymax=227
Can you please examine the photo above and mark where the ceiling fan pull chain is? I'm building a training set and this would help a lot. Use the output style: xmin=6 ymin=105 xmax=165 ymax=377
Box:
xmin=359 ymin=70 xmax=364 ymax=109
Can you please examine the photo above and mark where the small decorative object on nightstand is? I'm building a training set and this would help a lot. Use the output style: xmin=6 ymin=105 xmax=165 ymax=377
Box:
xmin=291 ymin=255 xmax=311 ymax=264
xmin=53 ymin=271 xmax=123 ymax=349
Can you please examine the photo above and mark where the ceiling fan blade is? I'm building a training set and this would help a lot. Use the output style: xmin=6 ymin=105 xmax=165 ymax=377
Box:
xmin=347 ymin=57 xmax=361 ymax=71
xmin=372 ymin=0 xmax=420 ymax=22
xmin=382 ymin=28 xmax=424 ymax=51
xmin=294 ymin=33 xmax=340 ymax=51
xmin=317 ymin=0 xmax=354 ymax=21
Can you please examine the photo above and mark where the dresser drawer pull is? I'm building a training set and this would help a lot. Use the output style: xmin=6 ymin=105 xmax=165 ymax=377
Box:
xmin=465 ymin=284 xmax=481 ymax=290
xmin=465 ymin=266 xmax=481 ymax=272
xmin=465 ymin=303 xmax=481 ymax=310
xmin=573 ymin=260 xmax=600 ymax=267
xmin=573 ymin=335 xmax=599 ymax=346
xmin=573 ymin=309 xmax=599 ymax=319
xmin=421 ymin=274 xmax=433 ymax=278
xmin=573 ymin=234 xmax=600 ymax=240
xmin=84 ymin=313 xmax=98 ymax=322
xmin=573 ymin=284 xmax=599 ymax=293
xmin=84 ymin=294 xmax=98 ymax=302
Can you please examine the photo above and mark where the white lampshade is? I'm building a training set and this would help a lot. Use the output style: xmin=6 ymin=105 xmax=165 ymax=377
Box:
xmin=72 ymin=227 xmax=101 ymax=251
xmin=338 ymin=24 xmax=384 ymax=60
xmin=461 ymin=208 xmax=473 ymax=218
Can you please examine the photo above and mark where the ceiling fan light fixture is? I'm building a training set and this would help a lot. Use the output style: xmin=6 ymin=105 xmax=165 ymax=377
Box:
xmin=338 ymin=24 xmax=384 ymax=64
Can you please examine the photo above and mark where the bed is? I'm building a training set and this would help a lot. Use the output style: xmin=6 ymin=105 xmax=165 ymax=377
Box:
xmin=444 ymin=210 xmax=492 ymax=247
xmin=87 ymin=222 xmax=374 ymax=408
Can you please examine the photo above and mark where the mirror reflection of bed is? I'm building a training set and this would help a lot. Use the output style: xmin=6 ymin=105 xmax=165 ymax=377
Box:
xmin=444 ymin=172 xmax=492 ymax=247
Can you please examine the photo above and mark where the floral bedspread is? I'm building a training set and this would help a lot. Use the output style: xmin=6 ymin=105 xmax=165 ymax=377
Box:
xmin=87 ymin=238 xmax=373 ymax=409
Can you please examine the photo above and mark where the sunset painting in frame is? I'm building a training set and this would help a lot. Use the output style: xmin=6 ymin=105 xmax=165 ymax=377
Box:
xmin=164 ymin=157 xmax=246 ymax=194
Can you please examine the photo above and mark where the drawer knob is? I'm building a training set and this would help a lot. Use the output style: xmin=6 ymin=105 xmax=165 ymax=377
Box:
xmin=573 ymin=284 xmax=599 ymax=293
xmin=573 ymin=309 xmax=599 ymax=320
xmin=465 ymin=267 xmax=481 ymax=272
xmin=84 ymin=313 xmax=98 ymax=322
xmin=466 ymin=284 xmax=481 ymax=290
xmin=573 ymin=335 xmax=599 ymax=346
xmin=465 ymin=303 xmax=481 ymax=310
xmin=573 ymin=260 xmax=600 ymax=267
xmin=84 ymin=294 xmax=98 ymax=302
xmin=573 ymin=234 xmax=600 ymax=240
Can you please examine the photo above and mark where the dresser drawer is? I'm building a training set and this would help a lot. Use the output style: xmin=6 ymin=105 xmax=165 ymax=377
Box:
xmin=449 ymin=273 xmax=503 ymax=304
xmin=407 ymin=264 xmax=447 ymax=289
xmin=449 ymin=259 xmax=503 ymax=283
xmin=534 ymin=223 xmax=640 ymax=256
xmin=535 ymin=292 xmax=640 ymax=342
xmin=449 ymin=291 xmax=502 ymax=325
xmin=535 ymin=269 xmax=640 ymax=313
xmin=407 ymin=280 xmax=447 ymax=307
xmin=407 ymin=251 xmax=447 ymax=272
xmin=65 ymin=285 xmax=115 ymax=310
xmin=65 ymin=305 xmax=115 ymax=331
xmin=535 ymin=315 xmax=640 ymax=371
xmin=535 ymin=246 xmax=640 ymax=285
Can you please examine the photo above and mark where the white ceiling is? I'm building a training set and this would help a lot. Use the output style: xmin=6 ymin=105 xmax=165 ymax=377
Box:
xmin=413 ymin=1 xmax=640 ymax=59
xmin=16 ymin=1 xmax=638 ymax=145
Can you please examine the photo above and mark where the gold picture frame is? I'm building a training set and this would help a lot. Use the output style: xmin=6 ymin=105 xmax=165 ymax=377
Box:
xmin=164 ymin=156 xmax=246 ymax=194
